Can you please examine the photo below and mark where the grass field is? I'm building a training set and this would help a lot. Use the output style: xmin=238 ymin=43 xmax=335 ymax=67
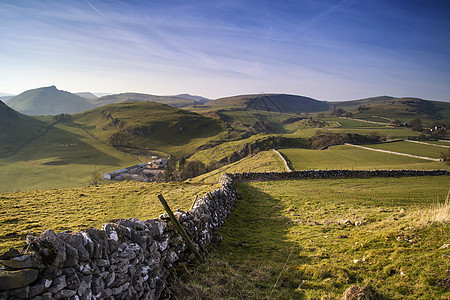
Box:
xmin=0 ymin=181 xmax=211 ymax=252
xmin=174 ymin=176 xmax=450 ymax=299
xmin=427 ymin=140 xmax=450 ymax=147
xmin=279 ymin=145 xmax=449 ymax=171
xmin=324 ymin=117 xmax=388 ymax=128
xmin=365 ymin=141 xmax=445 ymax=159
xmin=187 ymin=150 xmax=287 ymax=184
xmin=0 ymin=122 xmax=138 ymax=192
xmin=188 ymin=134 xmax=268 ymax=164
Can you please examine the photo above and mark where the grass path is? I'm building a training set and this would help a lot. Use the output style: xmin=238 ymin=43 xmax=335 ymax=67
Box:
xmin=273 ymin=149 xmax=292 ymax=172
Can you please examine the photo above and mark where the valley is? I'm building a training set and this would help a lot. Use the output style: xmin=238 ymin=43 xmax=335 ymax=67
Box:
xmin=0 ymin=88 xmax=449 ymax=299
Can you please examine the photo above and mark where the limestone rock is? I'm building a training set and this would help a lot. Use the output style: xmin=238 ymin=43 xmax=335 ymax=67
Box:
xmin=0 ymin=248 xmax=21 ymax=260
xmin=0 ymin=269 xmax=38 ymax=291
xmin=342 ymin=285 xmax=377 ymax=300
xmin=0 ymin=254 xmax=44 ymax=270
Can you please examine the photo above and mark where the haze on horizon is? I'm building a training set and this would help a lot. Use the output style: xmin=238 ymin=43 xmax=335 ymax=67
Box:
xmin=1 ymin=0 xmax=449 ymax=101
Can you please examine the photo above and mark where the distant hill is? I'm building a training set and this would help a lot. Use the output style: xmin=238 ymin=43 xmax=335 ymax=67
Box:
xmin=88 ymin=92 xmax=196 ymax=108
xmin=332 ymin=96 xmax=450 ymax=121
xmin=210 ymin=94 xmax=329 ymax=113
xmin=74 ymin=101 xmax=239 ymax=157
xmin=175 ymin=94 xmax=210 ymax=104
xmin=0 ymin=101 xmax=48 ymax=156
xmin=0 ymin=96 xmax=14 ymax=102
xmin=7 ymin=86 xmax=95 ymax=115
xmin=75 ymin=92 xmax=98 ymax=99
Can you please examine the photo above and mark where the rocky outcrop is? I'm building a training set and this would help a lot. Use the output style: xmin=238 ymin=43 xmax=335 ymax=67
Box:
xmin=0 ymin=174 xmax=237 ymax=299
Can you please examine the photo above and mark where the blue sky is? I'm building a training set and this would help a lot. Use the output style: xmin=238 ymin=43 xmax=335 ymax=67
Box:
xmin=1 ymin=0 xmax=449 ymax=101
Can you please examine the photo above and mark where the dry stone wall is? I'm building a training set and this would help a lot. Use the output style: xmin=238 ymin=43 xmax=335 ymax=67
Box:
xmin=0 ymin=174 xmax=236 ymax=300
xmin=230 ymin=169 xmax=450 ymax=182
xmin=0 ymin=170 xmax=449 ymax=299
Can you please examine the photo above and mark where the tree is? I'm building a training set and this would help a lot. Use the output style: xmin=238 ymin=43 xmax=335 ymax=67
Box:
xmin=408 ymin=118 xmax=422 ymax=132
xmin=390 ymin=119 xmax=402 ymax=127
xmin=89 ymin=171 xmax=102 ymax=187
xmin=180 ymin=160 xmax=206 ymax=180
xmin=331 ymin=108 xmax=345 ymax=117
xmin=441 ymin=149 xmax=450 ymax=165
xmin=343 ymin=112 xmax=353 ymax=118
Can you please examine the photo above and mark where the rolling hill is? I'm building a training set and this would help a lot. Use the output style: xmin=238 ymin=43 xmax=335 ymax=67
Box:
xmin=210 ymin=94 xmax=330 ymax=113
xmin=332 ymin=96 xmax=450 ymax=121
xmin=175 ymin=94 xmax=210 ymax=104
xmin=7 ymin=86 xmax=95 ymax=115
xmin=75 ymin=92 xmax=98 ymax=99
xmin=74 ymin=101 xmax=240 ymax=157
xmin=0 ymin=101 xmax=49 ymax=156
xmin=88 ymin=92 xmax=197 ymax=108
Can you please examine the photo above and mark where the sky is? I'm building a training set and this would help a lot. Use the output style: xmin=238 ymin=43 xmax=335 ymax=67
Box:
xmin=1 ymin=0 xmax=450 ymax=101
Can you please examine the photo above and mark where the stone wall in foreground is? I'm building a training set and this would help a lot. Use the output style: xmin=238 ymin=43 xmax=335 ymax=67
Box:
xmin=0 ymin=174 xmax=236 ymax=300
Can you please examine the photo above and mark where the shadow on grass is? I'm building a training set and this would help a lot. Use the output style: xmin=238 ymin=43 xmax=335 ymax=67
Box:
xmin=6 ymin=122 xmax=125 ymax=166
xmin=172 ymin=183 xmax=313 ymax=299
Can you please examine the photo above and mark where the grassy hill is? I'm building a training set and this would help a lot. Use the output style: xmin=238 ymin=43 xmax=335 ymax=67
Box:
xmin=210 ymin=93 xmax=329 ymax=113
xmin=187 ymin=150 xmax=287 ymax=184
xmin=75 ymin=92 xmax=98 ymax=99
xmin=332 ymin=97 xmax=450 ymax=123
xmin=74 ymin=101 xmax=240 ymax=157
xmin=0 ymin=101 xmax=50 ymax=156
xmin=88 ymin=92 xmax=196 ymax=108
xmin=175 ymin=93 xmax=210 ymax=104
xmin=0 ymin=120 xmax=139 ymax=193
xmin=7 ymin=86 xmax=95 ymax=115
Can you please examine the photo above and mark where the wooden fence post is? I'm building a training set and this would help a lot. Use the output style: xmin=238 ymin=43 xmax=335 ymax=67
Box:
xmin=157 ymin=194 xmax=203 ymax=263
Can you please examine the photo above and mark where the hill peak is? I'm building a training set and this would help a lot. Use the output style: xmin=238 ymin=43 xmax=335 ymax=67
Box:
xmin=7 ymin=86 xmax=95 ymax=115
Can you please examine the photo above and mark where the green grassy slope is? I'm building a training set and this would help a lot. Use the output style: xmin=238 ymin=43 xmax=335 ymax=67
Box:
xmin=187 ymin=150 xmax=287 ymax=184
xmin=210 ymin=94 xmax=329 ymax=113
xmin=332 ymin=97 xmax=450 ymax=123
xmin=279 ymin=145 xmax=448 ymax=171
xmin=364 ymin=140 xmax=446 ymax=159
xmin=176 ymin=176 xmax=450 ymax=299
xmin=0 ymin=121 xmax=138 ymax=192
xmin=7 ymin=86 xmax=95 ymax=115
xmin=74 ymin=101 xmax=239 ymax=157
xmin=89 ymin=92 xmax=196 ymax=108
xmin=0 ymin=181 xmax=211 ymax=251
xmin=0 ymin=101 xmax=50 ymax=156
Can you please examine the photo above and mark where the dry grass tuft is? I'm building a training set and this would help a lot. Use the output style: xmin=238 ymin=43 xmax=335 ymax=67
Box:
xmin=418 ymin=190 xmax=450 ymax=224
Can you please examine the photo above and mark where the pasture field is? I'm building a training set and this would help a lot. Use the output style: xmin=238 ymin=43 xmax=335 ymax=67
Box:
xmin=365 ymin=141 xmax=445 ymax=159
xmin=340 ymin=127 xmax=420 ymax=139
xmin=220 ymin=109 xmax=295 ymax=125
xmin=175 ymin=176 xmax=450 ymax=299
xmin=0 ymin=121 xmax=138 ymax=193
xmin=279 ymin=145 xmax=448 ymax=171
xmin=324 ymin=117 xmax=388 ymax=128
xmin=187 ymin=150 xmax=287 ymax=184
xmin=188 ymin=134 xmax=267 ymax=164
xmin=427 ymin=140 xmax=450 ymax=147
xmin=0 ymin=181 xmax=211 ymax=252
